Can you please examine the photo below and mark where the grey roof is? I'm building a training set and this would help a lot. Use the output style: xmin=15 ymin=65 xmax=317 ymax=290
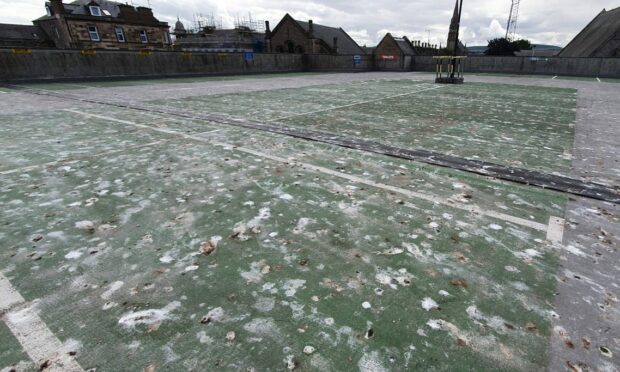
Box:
xmin=559 ymin=6 xmax=620 ymax=57
xmin=394 ymin=37 xmax=415 ymax=55
xmin=296 ymin=20 xmax=364 ymax=55
xmin=64 ymin=0 xmax=121 ymax=17
xmin=0 ymin=24 xmax=46 ymax=40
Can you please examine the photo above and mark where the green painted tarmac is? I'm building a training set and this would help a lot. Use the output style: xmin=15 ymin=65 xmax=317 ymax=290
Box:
xmin=20 ymin=72 xmax=318 ymax=91
xmin=1 ymin=75 xmax=573 ymax=371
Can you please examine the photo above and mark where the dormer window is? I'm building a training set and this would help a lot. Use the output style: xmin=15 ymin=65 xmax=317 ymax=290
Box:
xmin=89 ymin=6 xmax=102 ymax=16
xmin=45 ymin=6 xmax=52 ymax=16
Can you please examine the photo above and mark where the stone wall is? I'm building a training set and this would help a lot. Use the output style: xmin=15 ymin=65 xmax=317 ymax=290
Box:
xmin=412 ymin=56 xmax=620 ymax=78
xmin=305 ymin=54 xmax=373 ymax=72
xmin=1 ymin=49 xmax=619 ymax=82
xmin=0 ymin=49 xmax=307 ymax=82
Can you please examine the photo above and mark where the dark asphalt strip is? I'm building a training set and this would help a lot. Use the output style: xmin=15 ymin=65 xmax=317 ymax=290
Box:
xmin=8 ymin=85 xmax=620 ymax=205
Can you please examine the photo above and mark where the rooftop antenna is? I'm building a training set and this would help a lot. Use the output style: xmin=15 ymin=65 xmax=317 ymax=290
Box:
xmin=505 ymin=0 xmax=521 ymax=41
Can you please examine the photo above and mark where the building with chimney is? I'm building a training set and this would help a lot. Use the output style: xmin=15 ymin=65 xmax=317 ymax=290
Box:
xmin=32 ymin=0 xmax=171 ymax=50
xmin=267 ymin=14 xmax=365 ymax=55
xmin=374 ymin=33 xmax=439 ymax=70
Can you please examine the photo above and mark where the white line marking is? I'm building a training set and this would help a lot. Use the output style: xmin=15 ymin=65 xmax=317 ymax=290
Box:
xmin=272 ymin=84 xmax=444 ymax=122
xmin=158 ymin=87 xmax=197 ymax=92
xmin=552 ymin=76 xmax=558 ymax=80
xmin=596 ymin=77 xmax=601 ymax=83
xmin=235 ymin=146 xmax=550 ymax=231
xmin=64 ymin=109 xmax=550 ymax=231
xmin=0 ymin=140 xmax=166 ymax=176
xmin=69 ymin=84 xmax=93 ymax=89
xmin=0 ymin=91 xmax=7 ymax=94
xmin=0 ymin=273 xmax=84 ymax=372
xmin=546 ymin=216 xmax=566 ymax=245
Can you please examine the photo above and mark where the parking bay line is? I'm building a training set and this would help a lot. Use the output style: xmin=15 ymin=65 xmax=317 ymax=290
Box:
xmin=64 ymin=109 xmax=554 ymax=234
xmin=0 ymin=273 xmax=84 ymax=372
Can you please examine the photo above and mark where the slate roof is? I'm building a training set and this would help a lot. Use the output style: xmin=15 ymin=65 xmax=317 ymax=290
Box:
xmin=64 ymin=0 xmax=121 ymax=17
xmin=377 ymin=33 xmax=415 ymax=56
xmin=394 ymin=36 xmax=415 ymax=55
xmin=35 ymin=0 xmax=165 ymax=26
xmin=0 ymin=24 xmax=47 ymax=41
xmin=559 ymin=6 xmax=620 ymax=57
xmin=295 ymin=19 xmax=365 ymax=55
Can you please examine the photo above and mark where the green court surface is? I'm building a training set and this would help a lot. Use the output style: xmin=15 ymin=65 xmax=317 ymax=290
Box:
xmin=20 ymin=72 xmax=317 ymax=91
xmin=152 ymin=80 xmax=577 ymax=175
xmin=1 ymin=75 xmax=574 ymax=371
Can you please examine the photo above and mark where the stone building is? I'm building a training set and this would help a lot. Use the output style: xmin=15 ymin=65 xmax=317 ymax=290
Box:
xmin=268 ymin=13 xmax=365 ymax=55
xmin=173 ymin=19 xmax=265 ymax=53
xmin=32 ymin=0 xmax=171 ymax=50
xmin=374 ymin=33 xmax=438 ymax=71
xmin=0 ymin=24 xmax=53 ymax=48
xmin=374 ymin=33 xmax=415 ymax=71
xmin=559 ymin=6 xmax=620 ymax=58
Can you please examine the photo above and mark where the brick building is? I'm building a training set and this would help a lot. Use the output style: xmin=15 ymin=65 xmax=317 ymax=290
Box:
xmin=374 ymin=33 xmax=438 ymax=71
xmin=374 ymin=33 xmax=415 ymax=70
xmin=267 ymin=13 xmax=364 ymax=55
xmin=32 ymin=0 xmax=171 ymax=50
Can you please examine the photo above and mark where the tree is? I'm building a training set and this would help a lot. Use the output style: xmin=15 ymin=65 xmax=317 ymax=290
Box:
xmin=484 ymin=37 xmax=532 ymax=56
xmin=515 ymin=39 xmax=532 ymax=50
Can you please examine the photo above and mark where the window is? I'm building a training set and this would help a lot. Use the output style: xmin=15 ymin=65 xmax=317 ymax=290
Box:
xmin=89 ymin=6 xmax=102 ymax=16
xmin=286 ymin=40 xmax=294 ymax=53
xmin=45 ymin=6 xmax=52 ymax=16
xmin=87 ymin=25 xmax=100 ymax=41
xmin=163 ymin=31 xmax=171 ymax=45
xmin=139 ymin=30 xmax=148 ymax=43
xmin=115 ymin=27 xmax=125 ymax=42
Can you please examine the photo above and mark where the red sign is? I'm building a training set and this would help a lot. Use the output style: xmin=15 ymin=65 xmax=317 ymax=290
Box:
xmin=380 ymin=54 xmax=397 ymax=60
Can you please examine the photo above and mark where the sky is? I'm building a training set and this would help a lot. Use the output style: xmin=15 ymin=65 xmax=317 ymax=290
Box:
xmin=0 ymin=0 xmax=618 ymax=47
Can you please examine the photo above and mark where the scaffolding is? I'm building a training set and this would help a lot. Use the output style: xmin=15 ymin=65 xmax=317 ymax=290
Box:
xmin=234 ymin=14 xmax=265 ymax=33
xmin=193 ymin=13 xmax=222 ymax=33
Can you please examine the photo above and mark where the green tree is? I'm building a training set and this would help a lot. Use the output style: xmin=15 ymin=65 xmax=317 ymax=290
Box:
xmin=484 ymin=37 xmax=531 ymax=56
xmin=515 ymin=39 xmax=532 ymax=50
